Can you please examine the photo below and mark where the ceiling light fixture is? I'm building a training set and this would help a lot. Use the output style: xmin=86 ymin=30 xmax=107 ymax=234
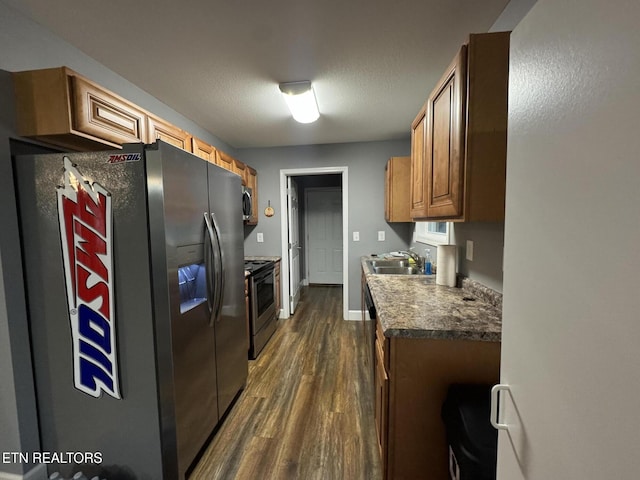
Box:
xmin=278 ymin=81 xmax=319 ymax=124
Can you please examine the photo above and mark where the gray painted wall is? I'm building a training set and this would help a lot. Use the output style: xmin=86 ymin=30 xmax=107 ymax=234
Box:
xmin=410 ymin=222 xmax=505 ymax=293
xmin=0 ymin=71 xmax=41 ymax=476
xmin=451 ymin=223 xmax=504 ymax=292
xmin=240 ymin=140 xmax=413 ymax=312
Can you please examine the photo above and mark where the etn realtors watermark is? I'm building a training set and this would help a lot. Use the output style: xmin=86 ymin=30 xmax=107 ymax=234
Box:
xmin=2 ymin=451 xmax=102 ymax=464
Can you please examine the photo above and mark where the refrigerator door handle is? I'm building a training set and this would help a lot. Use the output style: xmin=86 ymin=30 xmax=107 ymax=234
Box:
xmin=210 ymin=212 xmax=225 ymax=323
xmin=203 ymin=212 xmax=216 ymax=316
xmin=491 ymin=384 xmax=510 ymax=431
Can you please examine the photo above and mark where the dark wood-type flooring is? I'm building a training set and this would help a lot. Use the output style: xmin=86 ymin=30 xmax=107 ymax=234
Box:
xmin=190 ymin=285 xmax=382 ymax=480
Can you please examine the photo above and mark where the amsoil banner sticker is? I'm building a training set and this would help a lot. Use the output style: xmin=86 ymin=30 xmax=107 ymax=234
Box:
xmin=57 ymin=157 xmax=121 ymax=399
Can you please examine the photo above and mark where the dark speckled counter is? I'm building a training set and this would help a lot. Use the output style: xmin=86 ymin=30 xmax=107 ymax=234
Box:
xmin=245 ymin=256 xmax=280 ymax=277
xmin=362 ymin=257 xmax=501 ymax=342
xmin=245 ymin=255 xmax=281 ymax=263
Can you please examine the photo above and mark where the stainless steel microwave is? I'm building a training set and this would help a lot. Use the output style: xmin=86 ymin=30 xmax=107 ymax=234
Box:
xmin=242 ymin=186 xmax=252 ymax=221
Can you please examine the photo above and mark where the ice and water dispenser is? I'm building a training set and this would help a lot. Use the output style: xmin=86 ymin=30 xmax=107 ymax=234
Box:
xmin=176 ymin=244 xmax=207 ymax=314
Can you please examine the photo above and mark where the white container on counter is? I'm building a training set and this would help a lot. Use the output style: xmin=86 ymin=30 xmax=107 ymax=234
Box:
xmin=436 ymin=245 xmax=457 ymax=287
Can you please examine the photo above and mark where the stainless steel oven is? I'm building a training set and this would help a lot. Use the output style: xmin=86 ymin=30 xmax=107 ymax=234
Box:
xmin=245 ymin=260 xmax=277 ymax=359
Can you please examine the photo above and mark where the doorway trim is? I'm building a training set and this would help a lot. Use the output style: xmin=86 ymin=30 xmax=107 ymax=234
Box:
xmin=280 ymin=167 xmax=349 ymax=320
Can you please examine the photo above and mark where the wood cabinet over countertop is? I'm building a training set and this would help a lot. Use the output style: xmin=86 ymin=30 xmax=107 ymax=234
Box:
xmin=385 ymin=156 xmax=412 ymax=223
xmin=411 ymin=32 xmax=510 ymax=222
xmin=245 ymin=166 xmax=258 ymax=225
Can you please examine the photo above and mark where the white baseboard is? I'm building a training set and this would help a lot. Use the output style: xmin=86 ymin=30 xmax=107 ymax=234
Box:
xmin=301 ymin=279 xmax=309 ymax=286
xmin=0 ymin=464 xmax=47 ymax=480
xmin=346 ymin=310 xmax=366 ymax=321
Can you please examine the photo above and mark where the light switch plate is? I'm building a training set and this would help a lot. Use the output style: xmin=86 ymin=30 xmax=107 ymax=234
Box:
xmin=257 ymin=232 xmax=264 ymax=243
xmin=353 ymin=231 xmax=360 ymax=242
xmin=378 ymin=231 xmax=385 ymax=241
xmin=466 ymin=240 xmax=474 ymax=261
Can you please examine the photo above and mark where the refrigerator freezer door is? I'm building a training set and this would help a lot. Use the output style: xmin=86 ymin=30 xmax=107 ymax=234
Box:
xmin=146 ymin=142 xmax=219 ymax=478
xmin=14 ymin=146 xmax=171 ymax=479
xmin=207 ymin=162 xmax=248 ymax=417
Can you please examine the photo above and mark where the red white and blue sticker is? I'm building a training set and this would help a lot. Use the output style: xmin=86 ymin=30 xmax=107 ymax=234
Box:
xmin=57 ymin=157 xmax=121 ymax=399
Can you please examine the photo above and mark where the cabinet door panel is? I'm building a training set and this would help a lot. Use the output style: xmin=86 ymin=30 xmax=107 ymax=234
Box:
xmin=374 ymin=338 xmax=388 ymax=474
xmin=431 ymin=83 xmax=453 ymax=199
xmin=410 ymin=107 xmax=427 ymax=218
xmin=71 ymin=76 xmax=147 ymax=145
xmin=148 ymin=116 xmax=192 ymax=152
xmin=386 ymin=157 xmax=412 ymax=222
xmin=216 ymin=150 xmax=235 ymax=172
xmin=426 ymin=46 xmax=466 ymax=219
xmin=192 ymin=137 xmax=216 ymax=162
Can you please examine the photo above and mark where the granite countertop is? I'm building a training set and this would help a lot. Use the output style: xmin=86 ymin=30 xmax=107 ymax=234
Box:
xmin=245 ymin=256 xmax=281 ymax=262
xmin=362 ymin=257 xmax=501 ymax=342
xmin=244 ymin=256 xmax=281 ymax=277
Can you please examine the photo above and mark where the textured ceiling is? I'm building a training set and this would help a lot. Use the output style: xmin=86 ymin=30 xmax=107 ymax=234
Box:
xmin=4 ymin=0 xmax=511 ymax=148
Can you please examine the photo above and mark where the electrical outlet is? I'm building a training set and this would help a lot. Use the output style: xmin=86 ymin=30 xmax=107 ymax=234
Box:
xmin=353 ymin=231 xmax=360 ymax=242
xmin=257 ymin=232 xmax=264 ymax=243
xmin=466 ymin=240 xmax=474 ymax=261
xmin=378 ymin=231 xmax=385 ymax=241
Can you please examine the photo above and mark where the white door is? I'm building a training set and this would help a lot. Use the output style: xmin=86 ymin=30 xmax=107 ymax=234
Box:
xmin=287 ymin=177 xmax=301 ymax=314
xmin=306 ymin=188 xmax=343 ymax=284
xmin=497 ymin=1 xmax=640 ymax=479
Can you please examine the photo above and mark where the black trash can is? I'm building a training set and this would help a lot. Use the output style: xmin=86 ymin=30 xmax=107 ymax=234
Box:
xmin=441 ymin=384 xmax=497 ymax=480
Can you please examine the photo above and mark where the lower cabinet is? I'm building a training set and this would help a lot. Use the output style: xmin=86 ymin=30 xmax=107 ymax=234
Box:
xmin=374 ymin=318 xmax=500 ymax=480
xmin=244 ymin=276 xmax=250 ymax=352
xmin=374 ymin=325 xmax=389 ymax=476
xmin=274 ymin=260 xmax=281 ymax=317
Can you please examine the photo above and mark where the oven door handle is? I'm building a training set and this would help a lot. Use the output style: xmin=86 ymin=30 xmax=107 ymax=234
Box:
xmin=203 ymin=212 xmax=215 ymax=316
xmin=210 ymin=212 xmax=225 ymax=324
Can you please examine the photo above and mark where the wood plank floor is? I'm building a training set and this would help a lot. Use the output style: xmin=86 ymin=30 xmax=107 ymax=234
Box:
xmin=190 ymin=285 xmax=382 ymax=480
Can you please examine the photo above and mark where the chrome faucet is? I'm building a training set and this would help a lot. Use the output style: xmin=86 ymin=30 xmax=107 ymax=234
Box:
xmin=399 ymin=250 xmax=423 ymax=271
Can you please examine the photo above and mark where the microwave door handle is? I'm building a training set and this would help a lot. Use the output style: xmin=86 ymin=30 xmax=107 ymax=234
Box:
xmin=210 ymin=212 xmax=225 ymax=323
xmin=203 ymin=212 xmax=215 ymax=316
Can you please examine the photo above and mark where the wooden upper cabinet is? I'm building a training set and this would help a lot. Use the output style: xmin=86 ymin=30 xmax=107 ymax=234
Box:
xmin=426 ymin=45 xmax=466 ymax=219
xmin=192 ymin=137 xmax=216 ymax=163
xmin=411 ymin=32 xmax=510 ymax=222
xmin=245 ymin=166 xmax=258 ymax=225
xmin=147 ymin=115 xmax=192 ymax=152
xmin=410 ymin=104 xmax=427 ymax=218
xmin=13 ymin=67 xmax=146 ymax=150
xmin=70 ymin=75 xmax=147 ymax=147
xmin=233 ymin=159 xmax=247 ymax=186
xmin=385 ymin=156 xmax=412 ymax=222
xmin=215 ymin=149 xmax=236 ymax=172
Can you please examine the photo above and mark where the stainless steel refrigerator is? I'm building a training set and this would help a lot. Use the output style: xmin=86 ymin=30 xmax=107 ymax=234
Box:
xmin=13 ymin=140 xmax=248 ymax=479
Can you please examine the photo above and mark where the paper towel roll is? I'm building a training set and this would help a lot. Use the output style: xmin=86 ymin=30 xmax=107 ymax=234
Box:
xmin=436 ymin=245 xmax=457 ymax=287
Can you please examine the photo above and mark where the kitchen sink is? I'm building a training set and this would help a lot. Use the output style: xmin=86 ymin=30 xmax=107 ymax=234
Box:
xmin=372 ymin=266 xmax=420 ymax=275
xmin=369 ymin=259 xmax=410 ymax=268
